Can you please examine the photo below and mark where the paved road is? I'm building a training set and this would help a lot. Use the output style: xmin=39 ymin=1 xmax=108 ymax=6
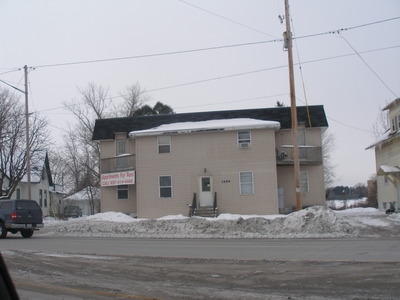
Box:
xmin=1 ymin=236 xmax=399 ymax=261
xmin=2 ymin=237 xmax=400 ymax=299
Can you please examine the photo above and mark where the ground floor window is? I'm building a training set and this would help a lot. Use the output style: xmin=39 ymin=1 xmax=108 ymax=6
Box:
xmin=117 ymin=185 xmax=129 ymax=200
xmin=159 ymin=176 xmax=172 ymax=198
xmin=300 ymin=171 xmax=309 ymax=192
xmin=39 ymin=189 xmax=43 ymax=207
xmin=240 ymin=171 xmax=254 ymax=195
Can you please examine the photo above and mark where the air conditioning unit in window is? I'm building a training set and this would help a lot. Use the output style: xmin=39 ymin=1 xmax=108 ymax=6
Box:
xmin=240 ymin=143 xmax=250 ymax=149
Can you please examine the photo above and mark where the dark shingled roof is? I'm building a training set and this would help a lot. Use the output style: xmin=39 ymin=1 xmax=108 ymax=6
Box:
xmin=92 ymin=105 xmax=328 ymax=141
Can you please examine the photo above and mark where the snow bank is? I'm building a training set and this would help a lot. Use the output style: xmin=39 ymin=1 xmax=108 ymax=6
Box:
xmin=47 ymin=206 xmax=368 ymax=239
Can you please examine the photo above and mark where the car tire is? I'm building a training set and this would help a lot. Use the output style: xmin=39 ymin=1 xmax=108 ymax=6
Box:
xmin=21 ymin=229 xmax=34 ymax=238
xmin=0 ymin=223 xmax=7 ymax=239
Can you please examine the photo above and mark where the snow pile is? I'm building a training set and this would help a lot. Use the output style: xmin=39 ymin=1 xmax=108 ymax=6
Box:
xmin=326 ymin=198 xmax=368 ymax=210
xmin=45 ymin=206 xmax=369 ymax=239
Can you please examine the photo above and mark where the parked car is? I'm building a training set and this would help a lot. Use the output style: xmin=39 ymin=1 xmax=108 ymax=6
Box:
xmin=0 ymin=199 xmax=44 ymax=239
xmin=64 ymin=205 xmax=82 ymax=218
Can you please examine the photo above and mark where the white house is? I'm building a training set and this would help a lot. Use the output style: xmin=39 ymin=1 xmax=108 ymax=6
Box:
xmin=366 ymin=98 xmax=400 ymax=212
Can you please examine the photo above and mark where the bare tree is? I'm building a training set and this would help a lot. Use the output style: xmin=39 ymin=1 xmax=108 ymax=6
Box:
xmin=372 ymin=105 xmax=390 ymax=138
xmin=60 ymin=82 xmax=174 ymax=214
xmin=0 ymin=88 xmax=51 ymax=198
xmin=115 ymin=83 xmax=149 ymax=117
xmin=322 ymin=129 xmax=337 ymax=188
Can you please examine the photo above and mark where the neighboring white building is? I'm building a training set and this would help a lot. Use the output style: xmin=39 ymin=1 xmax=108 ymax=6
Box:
xmin=366 ymin=98 xmax=400 ymax=212
xmin=9 ymin=153 xmax=63 ymax=216
xmin=62 ymin=187 xmax=101 ymax=216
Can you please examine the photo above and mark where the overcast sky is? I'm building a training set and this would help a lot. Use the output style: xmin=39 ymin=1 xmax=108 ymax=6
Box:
xmin=1 ymin=0 xmax=399 ymax=187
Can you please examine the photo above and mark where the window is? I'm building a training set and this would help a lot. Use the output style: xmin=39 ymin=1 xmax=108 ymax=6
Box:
xmin=116 ymin=139 xmax=127 ymax=155
xmin=117 ymin=185 xmax=129 ymax=200
xmin=300 ymin=171 xmax=309 ymax=192
xmin=159 ymin=176 xmax=172 ymax=198
xmin=158 ymin=136 xmax=171 ymax=153
xmin=39 ymin=189 xmax=43 ymax=207
xmin=16 ymin=189 xmax=20 ymax=200
xmin=240 ymin=172 xmax=254 ymax=195
xmin=237 ymin=131 xmax=251 ymax=148
xmin=391 ymin=115 xmax=400 ymax=132
xmin=44 ymin=190 xmax=47 ymax=207
xmin=116 ymin=139 xmax=129 ymax=169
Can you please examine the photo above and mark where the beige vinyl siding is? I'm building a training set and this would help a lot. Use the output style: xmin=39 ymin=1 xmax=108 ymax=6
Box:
xmin=135 ymin=128 xmax=279 ymax=219
xmin=100 ymin=185 xmax=137 ymax=214
xmin=276 ymin=165 xmax=325 ymax=209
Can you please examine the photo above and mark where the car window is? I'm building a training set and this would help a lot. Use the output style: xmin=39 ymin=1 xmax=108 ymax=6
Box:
xmin=0 ymin=202 xmax=13 ymax=209
xmin=16 ymin=201 xmax=40 ymax=210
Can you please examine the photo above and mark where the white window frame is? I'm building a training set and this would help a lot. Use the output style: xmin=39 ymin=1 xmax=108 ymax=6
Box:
xmin=159 ymin=175 xmax=173 ymax=198
xmin=158 ymin=136 xmax=171 ymax=154
xmin=117 ymin=185 xmax=129 ymax=200
xmin=237 ymin=131 xmax=252 ymax=148
xmin=239 ymin=171 xmax=254 ymax=195
xmin=300 ymin=171 xmax=309 ymax=192
xmin=116 ymin=139 xmax=127 ymax=155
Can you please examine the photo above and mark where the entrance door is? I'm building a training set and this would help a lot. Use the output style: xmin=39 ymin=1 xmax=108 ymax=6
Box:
xmin=199 ymin=176 xmax=213 ymax=206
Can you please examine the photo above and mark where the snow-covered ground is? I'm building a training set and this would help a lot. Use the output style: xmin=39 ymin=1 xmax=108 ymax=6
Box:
xmin=40 ymin=206 xmax=400 ymax=239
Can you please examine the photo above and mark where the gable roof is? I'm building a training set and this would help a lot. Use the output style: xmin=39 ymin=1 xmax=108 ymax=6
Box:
xmin=93 ymin=105 xmax=328 ymax=141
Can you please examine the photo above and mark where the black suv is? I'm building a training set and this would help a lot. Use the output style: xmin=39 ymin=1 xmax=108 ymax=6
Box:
xmin=0 ymin=199 xmax=44 ymax=238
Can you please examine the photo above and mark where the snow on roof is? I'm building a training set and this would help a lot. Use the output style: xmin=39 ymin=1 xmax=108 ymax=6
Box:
xmin=377 ymin=165 xmax=400 ymax=175
xmin=365 ymin=129 xmax=391 ymax=149
xmin=129 ymin=118 xmax=280 ymax=137
xmin=64 ymin=187 xmax=101 ymax=201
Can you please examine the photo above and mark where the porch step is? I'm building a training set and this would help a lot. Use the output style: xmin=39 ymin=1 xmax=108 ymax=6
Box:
xmin=194 ymin=206 xmax=218 ymax=218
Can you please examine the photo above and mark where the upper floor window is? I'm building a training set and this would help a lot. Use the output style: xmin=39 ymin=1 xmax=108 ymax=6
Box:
xmin=300 ymin=171 xmax=309 ymax=192
xmin=159 ymin=175 xmax=172 ymax=198
xmin=116 ymin=139 xmax=127 ymax=155
xmin=240 ymin=171 xmax=254 ymax=195
xmin=238 ymin=131 xmax=251 ymax=149
xmin=116 ymin=139 xmax=129 ymax=169
xmin=158 ymin=136 xmax=171 ymax=154
xmin=391 ymin=115 xmax=400 ymax=133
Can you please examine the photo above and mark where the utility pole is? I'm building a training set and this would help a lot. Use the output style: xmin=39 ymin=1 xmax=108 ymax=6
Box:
xmin=284 ymin=0 xmax=301 ymax=211
xmin=24 ymin=65 xmax=32 ymax=199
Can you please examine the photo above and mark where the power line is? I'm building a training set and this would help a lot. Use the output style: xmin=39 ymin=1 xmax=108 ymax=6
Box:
xmin=31 ymin=40 xmax=279 ymax=69
xmin=1 ymin=16 xmax=397 ymax=72
xmin=146 ymin=45 xmax=400 ymax=93
xmin=177 ymin=0 xmax=278 ymax=39
xmin=25 ymin=44 xmax=400 ymax=116
xmin=338 ymin=34 xmax=398 ymax=98
xmin=294 ymin=16 xmax=400 ymax=41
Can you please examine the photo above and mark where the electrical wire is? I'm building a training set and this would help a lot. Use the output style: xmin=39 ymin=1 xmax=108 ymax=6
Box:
xmin=294 ymin=16 xmax=400 ymax=41
xmin=177 ymin=0 xmax=278 ymax=39
xmin=24 ymin=44 xmax=400 ymax=116
xmin=31 ymin=40 xmax=279 ymax=69
xmin=338 ymin=33 xmax=398 ymax=98
xmin=290 ymin=11 xmax=312 ymax=127
xmin=0 ymin=16 xmax=397 ymax=72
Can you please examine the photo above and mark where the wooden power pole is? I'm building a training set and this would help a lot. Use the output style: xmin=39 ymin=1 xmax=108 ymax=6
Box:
xmin=284 ymin=0 xmax=301 ymax=211
xmin=24 ymin=65 xmax=32 ymax=199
